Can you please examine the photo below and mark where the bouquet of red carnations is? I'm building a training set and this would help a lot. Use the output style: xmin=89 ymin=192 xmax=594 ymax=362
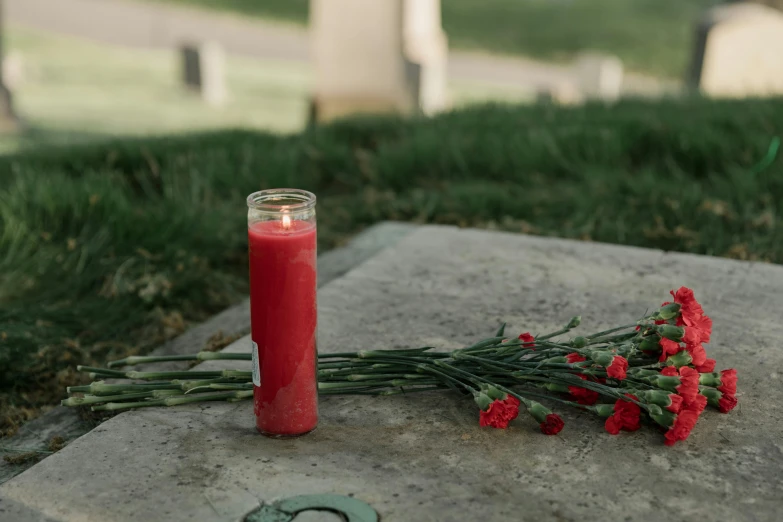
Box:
xmin=65 ymin=287 xmax=736 ymax=446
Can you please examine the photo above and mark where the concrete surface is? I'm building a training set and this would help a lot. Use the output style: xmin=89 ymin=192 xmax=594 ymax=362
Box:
xmin=2 ymin=225 xmax=782 ymax=521
xmin=0 ymin=222 xmax=415 ymax=485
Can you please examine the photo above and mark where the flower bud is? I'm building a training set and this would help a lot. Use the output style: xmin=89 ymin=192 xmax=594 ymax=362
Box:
xmin=544 ymin=356 xmax=567 ymax=363
xmin=639 ymin=335 xmax=661 ymax=353
xmin=483 ymin=384 xmax=506 ymax=401
xmin=567 ymin=316 xmax=581 ymax=329
xmin=698 ymin=372 xmax=721 ymax=387
xmin=591 ymin=404 xmax=614 ymax=417
xmin=652 ymin=375 xmax=681 ymax=392
xmin=590 ymin=351 xmax=614 ymax=367
xmin=543 ymin=383 xmax=570 ymax=394
xmin=571 ymin=336 xmax=587 ymax=348
xmin=657 ymin=324 xmax=684 ymax=341
xmin=665 ymin=350 xmax=693 ymax=368
xmin=527 ymin=401 xmax=552 ymax=424
xmin=630 ymin=368 xmax=660 ymax=378
xmin=648 ymin=407 xmax=675 ymax=428
xmin=657 ymin=302 xmax=681 ymax=320
xmin=700 ymin=386 xmax=721 ymax=407
xmin=647 ymin=404 xmax=664 ymax=417
xmin=640 ymin=390 xmax=677 ymax=409
xmin=473 ymin=391 xmax=492 ymax=411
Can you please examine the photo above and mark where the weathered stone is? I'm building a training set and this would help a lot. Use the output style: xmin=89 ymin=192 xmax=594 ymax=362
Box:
xmin=0 ymin=222 xmax=415 ymax=486
xmin=309 ymin=0 xmax=447 ymax=122
xmin=181 ymin=41 xmax=226 ymax=106
xmin=2 ymin=226 xmax=782 ymax=521
xmin=689 ymin=3 xmax=783 ymax=97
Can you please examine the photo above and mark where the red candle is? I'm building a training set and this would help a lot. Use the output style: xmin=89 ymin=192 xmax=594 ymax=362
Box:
xmin=247 ymin=189 xmax=318 ymax=437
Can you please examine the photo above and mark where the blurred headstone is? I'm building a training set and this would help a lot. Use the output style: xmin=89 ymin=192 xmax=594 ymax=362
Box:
xmin=310 ymin=0 xmax=448 ymax=123
xmin=403 ymin=0 xmax=448 ymax=115
xmin=3 ymin=50 xmax=24 ymax=89
xmin=536 ymin=82 xmax=584 ymax=106
xmin=0 ymin=0 xmax=19 ymax=131
xmin=689 ymin=3 xmax=783 ymax=97
xmin=574 ymin=53 xmax=624 ymax=102
xmin=180 ymin=41 xmax=226 ymax=106
xmin=732 ymin=0 xmax=783 ymax=12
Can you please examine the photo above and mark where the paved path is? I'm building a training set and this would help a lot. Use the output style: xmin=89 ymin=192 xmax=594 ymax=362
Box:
xmin=6 ymin=0 xmax=671 ymax=94
xmin=1 ymin=226 xmax=780 ymax=521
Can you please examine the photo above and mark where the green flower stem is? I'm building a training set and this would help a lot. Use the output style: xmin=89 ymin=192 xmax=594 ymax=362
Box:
xmin=184 ymin=383 xmax=254 ymax=394
xmin=91 ymin=390 xmax=254 ymax=411
xmin=121 ymin=370 xmax=251 ymax=381
xmin=0 ymin=446 xmax=53 ymax=455
xmin=76 ymin=366 xmax=128 ymax=377
xmin=92 ymin=400 xmax=166 ymax=411
xmin=164 ymin=390 xmax=253 ymax=405
xmin=319 ymin=385 xmax=443 ymax=396
xmin=318 ymin=366 xmax=411 ymax=378
xmin=62 ymin=391 xmax=156 ymax=406
xmin=112 ymin=351 xmax=252 ymax=368
xmin=67 ymin=382 xmax=182 ymax=396
xmin=459 ymin=336 xmax=507 ymax=353
xmin=585 ymin=323 xmax=639 ymax=340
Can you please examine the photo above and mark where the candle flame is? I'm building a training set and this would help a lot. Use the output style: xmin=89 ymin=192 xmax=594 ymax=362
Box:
xmin=282 ymin=213 xmax=292 ymax=229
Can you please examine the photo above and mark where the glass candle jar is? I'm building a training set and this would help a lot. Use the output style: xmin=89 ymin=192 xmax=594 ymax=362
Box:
xmin=247 ymin=189 xmax=318 ymax=437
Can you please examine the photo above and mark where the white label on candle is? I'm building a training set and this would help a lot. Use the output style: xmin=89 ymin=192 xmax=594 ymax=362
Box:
xmin=251 ymin=341 xmax=261 ymax=386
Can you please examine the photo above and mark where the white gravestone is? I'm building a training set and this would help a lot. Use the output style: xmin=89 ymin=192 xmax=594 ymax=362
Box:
xmin=310 ymin=0 xmax=448 ymax=122
xmin=574 ymin=53 xmax=624 ymax=102
xmin=689 ymin=3 xmax=783 ymax=97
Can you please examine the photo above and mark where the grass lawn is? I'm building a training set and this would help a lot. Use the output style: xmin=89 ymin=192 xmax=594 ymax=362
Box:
xmin=153 ymin=0 xmax=722 ymax=78
xmin=2 ymin=25 xmax=531 ymax=154
xmin=1 ymin=97 xmax=782 ymax=434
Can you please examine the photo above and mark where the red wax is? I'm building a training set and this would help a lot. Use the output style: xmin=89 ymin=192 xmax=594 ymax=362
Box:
xmin=248 ymin=219 xmax=318 ymax=436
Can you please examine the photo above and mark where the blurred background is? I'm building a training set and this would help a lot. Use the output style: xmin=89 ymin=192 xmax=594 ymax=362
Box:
xmin=4 ymin=0 xmax=774 ymax=151
xmin=2 ymin=0 xmax=783 ymax=456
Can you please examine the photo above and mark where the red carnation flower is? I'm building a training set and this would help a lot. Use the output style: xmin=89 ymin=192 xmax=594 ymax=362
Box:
xmin=670 ymin=287 xmax=705 ymax=326
xmin=606 ymin=356 xmax=628 ymax=380
xmin=518 ymin=332 xmax=536 ymax=349
xmin=682 ymin=326 xmax=701 ymax=347
xmin=504 ymin=396 xmax=521 ymax=420
xmin=676 ymin=367 xmax=700 ymax=405
xmin=660 ymin=366 xmax=678 ymax=377
xmin=659 ymin=338 xmax=682 ymax=362
xmin=540 ymin=413 xmax=564 ymax=435
xmin=479 ymin=396 xmax=520 ymax=429
xmin=695 ymin=358 xmax=716 ymax=373
xmin=718 ymin=369 xmax=737 ymax=396
xmin=689 ymin=314 xmax=712 ymax=344
xmin=664 ymin=408 xmax=700 ymax=446
xmin=568 ymin=375 xmax=599 ymax=405
xmin=670 ymin=287 xmax=712 ymax=344
xmin=718 ymin=394 xmax=738 ymax=413
xmin=667 ymin=394 xmax=683 ymax=413
xmin=687 ymin=393 xmax=708 ymax=415
xmin=686 ymin=342 xmax=707 ymax=367
xmin=566 ymin=352 xmax=586 ymax=364
xmin=605 ymin=394 xmax=641 ymax=435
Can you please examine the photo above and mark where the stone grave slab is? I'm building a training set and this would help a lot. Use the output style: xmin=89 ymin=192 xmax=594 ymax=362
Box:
xmin=1 ymin=226 xmax=782 ymax=521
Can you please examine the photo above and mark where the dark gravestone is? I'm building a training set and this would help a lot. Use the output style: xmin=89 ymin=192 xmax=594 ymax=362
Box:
xmin=180 ymin=41 xmax=226 ymax=106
